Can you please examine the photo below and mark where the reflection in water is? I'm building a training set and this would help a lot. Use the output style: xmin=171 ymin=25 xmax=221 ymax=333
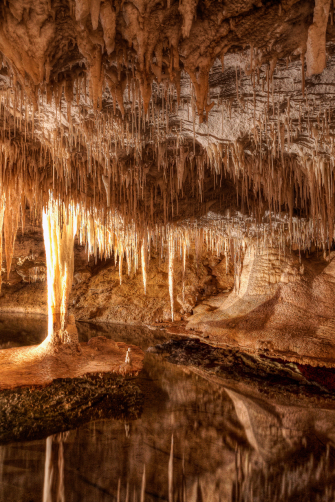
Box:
xmin=42 ymin=436 xmax=52 ymax=502
xmin=43 ymin=433 xmax=67 ymax=502
xmin=0 ymin=316 xmax=335 ymax=500
xmin=141 ymin=465 xmax=146 ymax=502
xmin=168 ymin=436 xmax=173 ymax=502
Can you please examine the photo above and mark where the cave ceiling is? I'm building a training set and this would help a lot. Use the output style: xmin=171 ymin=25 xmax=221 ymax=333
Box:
xmin=0 ymin=0 xmax=333 ymax=259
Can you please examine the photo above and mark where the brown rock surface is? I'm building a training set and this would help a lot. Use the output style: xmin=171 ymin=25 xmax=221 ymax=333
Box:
xmin=69 ymin=251 xmax=220 ymax=324
xmin=0 ymin=336 xmax=144 ymax=390
xmin=187 ymin=248 xmax=335 ymax=367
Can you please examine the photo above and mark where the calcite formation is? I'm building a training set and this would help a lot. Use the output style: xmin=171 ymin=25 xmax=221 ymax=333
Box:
xmin=0 ymin=0 xmax=334 ymax=363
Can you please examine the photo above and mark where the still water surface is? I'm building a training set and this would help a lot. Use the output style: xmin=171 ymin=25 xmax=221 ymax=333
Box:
xmin=0 ymin=315 xmax=334 ymax=502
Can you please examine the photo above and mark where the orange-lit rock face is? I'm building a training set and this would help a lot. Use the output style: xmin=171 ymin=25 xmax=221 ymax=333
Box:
xmin=43 ymin=198 xmax=77 ymax=342
xmin=0 ymin=335 xmax=144 ymax=389
xmin=0 ymin=211 xmax=230 ymax=324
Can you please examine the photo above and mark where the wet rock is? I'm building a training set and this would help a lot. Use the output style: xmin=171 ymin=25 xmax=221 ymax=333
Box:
xmin=153 ymin=338 xmax=335 ymax=405
xmin=0 ymin=373 xmax=143 ymax=444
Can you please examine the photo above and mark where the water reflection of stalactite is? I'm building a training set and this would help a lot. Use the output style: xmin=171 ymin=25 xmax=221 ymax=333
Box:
xmin=0 ymin=444 xmax=5 ymax=502
xmin=55 ymin=434 xmax=65 ymax=502
xmin=140 ymin=466 xmax=146 ymax=502
xmin=42 ymin=432 xmax=67 ymax=502
xmin=168 ymin=434 xmax=174 ymax=502
xmin=230 ymin=445 xmax=335 ymax=502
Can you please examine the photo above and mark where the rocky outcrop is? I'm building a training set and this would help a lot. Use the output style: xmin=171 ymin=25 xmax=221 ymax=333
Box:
xmin=5 ymin=216 xmax=335 ymax=370
xmin=187 ymin=247 xmax=335 ymax=367
xmin=0 ymin=373 xmax=143 ymax=444
xmin=69 ymin=250 xmax=230 ymax=324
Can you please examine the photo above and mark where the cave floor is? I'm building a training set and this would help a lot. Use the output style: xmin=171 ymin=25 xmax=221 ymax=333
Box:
xmin=0 ymin=336 xmax=143 ymax=391
xmin=1 ymin=315 xmax=335 ymax=501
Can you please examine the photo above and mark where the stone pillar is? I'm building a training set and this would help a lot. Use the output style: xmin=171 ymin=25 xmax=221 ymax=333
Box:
xmin=42 ymin=198 xmax=78 ymax=345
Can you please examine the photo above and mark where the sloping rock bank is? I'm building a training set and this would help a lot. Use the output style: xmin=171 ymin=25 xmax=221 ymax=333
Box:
xmin=187 ymin=249 xmax=335 ymax=368
xmin=0 ymin=334 xmax=144 ymax=390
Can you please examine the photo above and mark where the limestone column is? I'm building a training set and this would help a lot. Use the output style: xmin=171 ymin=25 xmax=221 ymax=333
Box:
xmin=42 ymin=198 xmax=78 ymax=345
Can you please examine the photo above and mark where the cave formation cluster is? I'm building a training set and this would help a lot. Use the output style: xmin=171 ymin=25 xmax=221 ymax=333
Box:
xmin=0 ymin=0 xmax=334 ymax=343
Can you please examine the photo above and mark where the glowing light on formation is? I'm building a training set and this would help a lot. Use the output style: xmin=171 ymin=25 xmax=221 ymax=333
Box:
xmin=43 ymin=197 xmax=77 ymax=342
xmin=182 ymin=241 xmax=186 ymax=305
xmin=42 ymin=190 xmax=334 ymax=330
xmin=119 ymin=247 xmax=123 ymax=286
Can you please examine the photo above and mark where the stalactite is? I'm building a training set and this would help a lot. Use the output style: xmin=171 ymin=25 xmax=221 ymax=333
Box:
xmin=4 ymin=183 xmax=21 ymax=281
xmin=0 ymin=193 xmax=5 ymax=292
xmin=0 ymin=5 xmax=333 ymax=331
xmin=168 ymin=230 xmax=174 ymax=322
xmin=141 ymin=240 xmax=147 ymax=295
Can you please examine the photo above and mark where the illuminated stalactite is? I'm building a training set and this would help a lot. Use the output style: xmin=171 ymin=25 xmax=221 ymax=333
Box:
xmin=141 ymin=241 xmax=147 ymax=295
xmin=182 ymin=241 xmax=186 ymax=305
xmin=168 ymin=231 xmax=174 ymax=322
xmin=0 ymin=58 xmax=335 ymax=268
xmin=4 ymin=182 xmax=22 ymax=281
xmin=0 ymin=193 xmax=5 ymax=292
xmin=42 ymin=196 xmax=78 ymax=345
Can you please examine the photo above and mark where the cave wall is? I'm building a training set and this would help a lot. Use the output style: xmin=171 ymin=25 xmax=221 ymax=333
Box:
xmin=187 ymin=246 xmax=335 ymax=366
xmin=0 ymin=214 xmax=234 ymax=324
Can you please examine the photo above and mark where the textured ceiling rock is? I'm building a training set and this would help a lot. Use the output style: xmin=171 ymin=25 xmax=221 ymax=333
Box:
xmin=0 ymin=0 xmax=332 ymax=241
xmin=0 ymin=0 xmax=317 ymax=114
xmin=0 ymin=0 xmax=333 ymax=236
